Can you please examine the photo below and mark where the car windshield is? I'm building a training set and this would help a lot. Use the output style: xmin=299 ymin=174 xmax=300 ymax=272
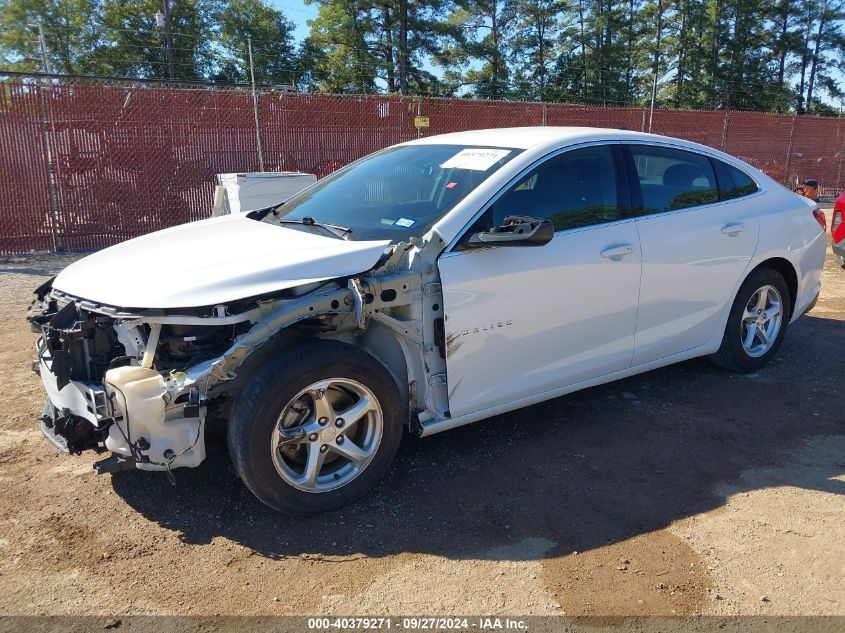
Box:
xmin=266 ymin=144 xmax=522 ymax=241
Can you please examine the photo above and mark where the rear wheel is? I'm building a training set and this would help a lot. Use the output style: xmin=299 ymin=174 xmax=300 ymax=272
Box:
xmin=228 ymin=340 xmax=404 ymax=515
xmin=709 ymin=267 xmax=792 ymax=373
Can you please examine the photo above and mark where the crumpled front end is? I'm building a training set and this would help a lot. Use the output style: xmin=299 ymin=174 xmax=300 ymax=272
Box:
xmin=28 ymin=282 xmax=211 ymax=473
xmin=27 ymin=272 xmax=372 ymax=476
xmin=27 ymin=236 xmax=444 ymax=479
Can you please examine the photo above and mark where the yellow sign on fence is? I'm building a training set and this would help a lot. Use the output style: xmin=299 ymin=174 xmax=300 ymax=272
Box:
xmin=414 ymin=116 xmax=430 ymax=129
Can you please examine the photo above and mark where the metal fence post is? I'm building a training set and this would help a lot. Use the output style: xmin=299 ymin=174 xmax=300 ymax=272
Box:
xmin=35 ymin=82 xmax=61 ymax=252
xmin=248 ymin=37 xmax=265 ymax=172
xmin=720 ymin=110 xmax=731 ymax=152
xmin=784 ymin=114 xmax=797 ymax=187
xmin=836 ymin=118 xmax=844 ymax=192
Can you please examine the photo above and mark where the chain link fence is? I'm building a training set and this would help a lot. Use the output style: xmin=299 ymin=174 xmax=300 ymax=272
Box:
xmin=2 ymin=73 xmax=844 ymax=256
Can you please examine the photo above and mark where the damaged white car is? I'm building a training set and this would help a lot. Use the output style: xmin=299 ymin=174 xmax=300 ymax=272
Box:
xmin=28 ymin=127 xmax=826 ymax=514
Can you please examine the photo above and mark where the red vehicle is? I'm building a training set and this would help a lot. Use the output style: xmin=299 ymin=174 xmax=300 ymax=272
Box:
xmin=833 ymin=193 xmax=845 ymax=267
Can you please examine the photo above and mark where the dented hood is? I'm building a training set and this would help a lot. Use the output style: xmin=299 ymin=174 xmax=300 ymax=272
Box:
xmin=53 ymin=214 xmax=390 ymax=309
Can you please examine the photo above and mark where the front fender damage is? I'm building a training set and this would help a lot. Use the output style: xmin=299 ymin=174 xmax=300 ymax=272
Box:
xmin=35 ymin=238 xmax=447 ymax=476
xmin=97 ymin=283 xmax=357 ymax=473
xmin=174 ymin=240 xmax=429 ymax=400
xmin=176 ymin=284 xmax=355 ymax=392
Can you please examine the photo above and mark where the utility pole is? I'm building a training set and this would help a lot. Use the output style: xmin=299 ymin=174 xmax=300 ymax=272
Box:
xmin=648 ymin=0 xmax=664 ymax=133
xmin=248 ymin=37 xmax=265 ymax=172
xmin=398 ymin=0 xmax=408 ymax=96
xmin=162 ymin=0 xmax=175 ymax=80
xmin=36 ymin=21 xmax=52 ymax=75
xmin=648 ymin=72 xmax=657 ymax=133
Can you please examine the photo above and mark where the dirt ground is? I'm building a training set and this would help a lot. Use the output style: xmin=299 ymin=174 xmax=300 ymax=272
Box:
xmin=0 ymin=217 xmax=842 ymax=618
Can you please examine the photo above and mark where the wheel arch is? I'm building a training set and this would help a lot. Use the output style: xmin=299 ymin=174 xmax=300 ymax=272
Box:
xmin=744 ymin=256 xmax=798 ymax=317
xmin=214 ymin=316 xmax=415 ymax=425
xmin=706 ymin=255 xmax=800 ymax=357
xmin=223 ymin=322 xmax=414 ymax=429
xmin=320 ymin=321 xmax=416 ymax=428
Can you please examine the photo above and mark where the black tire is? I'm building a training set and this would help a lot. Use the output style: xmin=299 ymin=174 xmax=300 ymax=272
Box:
xmin=709 ymin=267 xmax=792 ymax=373
xmin=228 ymin=340 xmax=404 ymax=515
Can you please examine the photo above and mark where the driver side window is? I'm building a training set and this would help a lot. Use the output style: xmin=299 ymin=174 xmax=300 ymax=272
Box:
xmin=457 ymin=144 xmax=620 ymax=249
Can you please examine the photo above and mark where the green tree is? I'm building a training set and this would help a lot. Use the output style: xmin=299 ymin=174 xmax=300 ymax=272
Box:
xmin=768 ymin=0 xmax=805 ymax=111
xmin=636 ymin=0 xmax=672 ymax=113
xmin=303 ymin=0 xmax=381 ymax=93
xmin=803 ymin=0 xmax=845 ymax=113
xmin=449 ymin=0 xmax=518 ymax=99
xmin=302 ymin=0 xmax=456 ymax=95
xmin=546 ymin=0 xmax=639 ymax=105
xmin=511 ymin=0 xmax=564 ymax=100
xmin=90 ymin=0 xmax=221 ymax=80
xmin=545 ymin=0 xmax=590 ymax=103
xmin=0 ymin=0 xmax=101 ymax=73
xmin=216 ymin=0 xmax=298 ymax=85
xmin=2 ymin=0 xmax=845 ymax=112
xmin=403 ymin=0 xmax=462 ymax=95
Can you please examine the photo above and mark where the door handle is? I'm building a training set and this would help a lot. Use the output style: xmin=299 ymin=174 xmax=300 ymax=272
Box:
xmin=721 ymin=223 xmax=747 ymax=236
xmin=600 ymin=244 xmax=635 ymax=260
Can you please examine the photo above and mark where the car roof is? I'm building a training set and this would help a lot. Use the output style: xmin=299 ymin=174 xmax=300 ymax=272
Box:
xmin=403 ymin=126 xmax=702 ymax=152
xmin=401 ymin=126 xmax=767 ymax=178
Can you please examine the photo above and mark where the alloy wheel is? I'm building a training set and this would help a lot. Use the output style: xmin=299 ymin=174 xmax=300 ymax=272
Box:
xmin=270 ymin=378 xmax=383 ymax=493
xmin=741 ymin=285 xmax=783 ymax=358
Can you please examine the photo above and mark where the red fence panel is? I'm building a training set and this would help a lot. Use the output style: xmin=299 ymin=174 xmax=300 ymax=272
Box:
xmin=545 ymin=105 xmax=645 ymax=131
xmin=788 ymin=116 xmax=845 ymax=194
xmin=722 ymin=111 xmax=795 ymax=185
xmin=649 ymin=109 xmax=728 ymax=149
xmin=39 ymin=83 xmax=261 ymax=251
xmin=424 ymin=97 xmax=544 ymax=134
xmin=1 ymin=78 xmax=844 ymax=256
xmin=0 ymin=83 xmax=55 ymax=254
xmin=260 ymin=94 xmax=414 ymax=177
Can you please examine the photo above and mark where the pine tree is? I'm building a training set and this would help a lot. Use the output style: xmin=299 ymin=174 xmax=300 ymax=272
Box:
xmin=216 ymin=0 xmax=298 ymax=85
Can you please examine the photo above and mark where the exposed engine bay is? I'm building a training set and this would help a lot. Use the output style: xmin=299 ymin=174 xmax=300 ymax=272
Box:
xmin=27 ymin=238 xmax=448 ymax=476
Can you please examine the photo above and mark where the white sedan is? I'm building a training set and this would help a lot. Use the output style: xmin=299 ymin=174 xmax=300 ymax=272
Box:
xmin=29 ymin=127 xmax=826 ymax=514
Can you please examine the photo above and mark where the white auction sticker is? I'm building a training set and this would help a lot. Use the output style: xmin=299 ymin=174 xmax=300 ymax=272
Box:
xmin=440 ymin=148 xmax=512 ymax=171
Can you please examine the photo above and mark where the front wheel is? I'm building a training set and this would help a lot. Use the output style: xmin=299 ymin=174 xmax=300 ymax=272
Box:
xmin=228 ymin=340 xmax=404 ymax=515
xmin=709 ymin=267 xmax=792 ymax=373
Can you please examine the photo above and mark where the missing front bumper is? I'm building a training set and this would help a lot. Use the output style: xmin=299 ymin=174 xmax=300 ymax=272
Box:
xmin=35 ymin=354 xmax=207 ymax=472
xmin=38 ymin=397 xmax=109 ymax=455
xmin=93 ymin=454 xmax=137 ymax=474
xmin=39 ymin=400 xmax=69 ymax=454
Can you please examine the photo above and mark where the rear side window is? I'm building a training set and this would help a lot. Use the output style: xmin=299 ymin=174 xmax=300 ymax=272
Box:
xmin=713 ymin=159 xmax=759 ymax=200
xmin=629 ymin=145 xmax=719 ymax=213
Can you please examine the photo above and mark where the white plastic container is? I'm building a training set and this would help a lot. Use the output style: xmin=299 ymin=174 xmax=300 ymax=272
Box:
xmin=216 ymin=171 xmax=317 ymax=215
xmin=104 ymin=366 xmax=205 ymax=470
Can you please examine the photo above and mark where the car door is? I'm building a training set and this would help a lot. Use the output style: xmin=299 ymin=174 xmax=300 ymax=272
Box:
xmin=437 ymin=143 xmax=643 ymax=418
xmin=624 ymin=144 xmax=760 ymax=366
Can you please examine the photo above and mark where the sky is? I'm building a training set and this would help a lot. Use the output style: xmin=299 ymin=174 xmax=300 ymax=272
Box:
xmin=270 ymin=0 xmax=318 ymax=42
xmin=267 ymin=0 xmax=446 ymax=91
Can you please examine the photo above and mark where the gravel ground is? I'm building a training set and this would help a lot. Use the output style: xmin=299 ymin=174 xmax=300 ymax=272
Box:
xmin=0 ymin=218 xmax=842 ymax=617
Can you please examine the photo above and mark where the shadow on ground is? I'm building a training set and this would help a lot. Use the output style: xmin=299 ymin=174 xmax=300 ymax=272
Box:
xmin=112 ymin=314 xmax=845 ymax=561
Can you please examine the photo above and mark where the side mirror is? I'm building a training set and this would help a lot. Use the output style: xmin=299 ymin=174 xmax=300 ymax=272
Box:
xmin=467 ymin=215 xmax=554 ymax=248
